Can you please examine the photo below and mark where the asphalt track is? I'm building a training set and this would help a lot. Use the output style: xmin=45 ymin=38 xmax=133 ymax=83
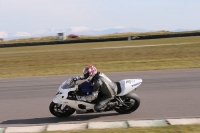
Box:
xmin=0 ymin=68 xmax=200 ymax=128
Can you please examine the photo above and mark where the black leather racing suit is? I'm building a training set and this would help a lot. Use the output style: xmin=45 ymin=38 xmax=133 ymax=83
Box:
xmin=80 ymin=72 xmax=118 ymax=111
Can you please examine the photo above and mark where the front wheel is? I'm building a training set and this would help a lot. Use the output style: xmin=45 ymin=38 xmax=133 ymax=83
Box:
xmin=114 ymin=93 xmax=140 ymax=114
xmin=49 ymin=101 xmax=75 ymax=118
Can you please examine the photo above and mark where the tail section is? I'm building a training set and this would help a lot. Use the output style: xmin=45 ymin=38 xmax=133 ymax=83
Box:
xmin=116 ymin=79 xmax=142 ymax=96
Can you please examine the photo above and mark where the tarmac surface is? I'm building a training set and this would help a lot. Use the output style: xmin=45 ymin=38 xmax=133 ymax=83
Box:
xmin=0 ymin=68 xmax=200 ymax=128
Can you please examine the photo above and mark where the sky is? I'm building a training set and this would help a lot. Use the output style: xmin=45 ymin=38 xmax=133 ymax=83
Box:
xmin=0 ymin=0 xmax=200 ymax=38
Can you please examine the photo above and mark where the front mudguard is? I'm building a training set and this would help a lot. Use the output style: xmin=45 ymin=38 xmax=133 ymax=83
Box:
xmin=52 ymin=98 xmax=61 ymax=104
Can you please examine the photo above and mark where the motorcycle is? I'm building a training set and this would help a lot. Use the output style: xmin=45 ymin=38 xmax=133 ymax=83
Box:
xmin=49 ymin=78 xmax=142 ymax=118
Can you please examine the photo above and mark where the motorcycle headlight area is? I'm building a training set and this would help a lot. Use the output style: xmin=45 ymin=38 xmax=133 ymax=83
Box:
xmin=56 ymin=91 xmax=63 ymax=95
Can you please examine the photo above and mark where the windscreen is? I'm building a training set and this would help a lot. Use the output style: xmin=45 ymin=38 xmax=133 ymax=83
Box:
xmin=60 ymin=81 xmax=71 ymax=89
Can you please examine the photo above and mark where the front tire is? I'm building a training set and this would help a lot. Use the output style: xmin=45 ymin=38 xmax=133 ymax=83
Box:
xmin=49 ymin=101 xmax=75 ymax=118
xmin=114 ymin=93 xmax=140 ymax=114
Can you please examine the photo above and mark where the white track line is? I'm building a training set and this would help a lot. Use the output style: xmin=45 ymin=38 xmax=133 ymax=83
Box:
xmin=0 ymin=42 xmax=199 ymax=55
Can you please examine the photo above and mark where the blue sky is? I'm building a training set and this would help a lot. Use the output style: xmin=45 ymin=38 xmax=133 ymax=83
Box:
xmin=0 ymin=0 xmax=200 ymax=38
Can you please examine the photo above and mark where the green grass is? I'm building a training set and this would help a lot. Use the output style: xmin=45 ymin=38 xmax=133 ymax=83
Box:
xmin=43 ymin=124 xmax=200 ymax=133
xmin=0 ymin=36 xmax=200 ymax=78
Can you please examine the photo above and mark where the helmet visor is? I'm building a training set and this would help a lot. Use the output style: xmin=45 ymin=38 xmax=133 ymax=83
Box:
xmin=84 ymin=72 xmax=90 ymax=79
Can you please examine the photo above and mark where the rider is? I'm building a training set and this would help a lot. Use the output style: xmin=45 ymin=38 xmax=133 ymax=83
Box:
xmin=70 ymin=65 xmax=119 ymax=112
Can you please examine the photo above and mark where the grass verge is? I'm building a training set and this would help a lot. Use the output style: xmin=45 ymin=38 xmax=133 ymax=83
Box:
xmin=0 ymin=36 xmax=200 ymax=78
xmin=43 ymin=124 xmax=200 ymax=133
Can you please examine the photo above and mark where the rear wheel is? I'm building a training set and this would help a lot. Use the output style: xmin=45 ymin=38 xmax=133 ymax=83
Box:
xmin=49 ymin=102 xmax=75 ymax=118
xmin=114 ymin=93 xmax=140 ymax=114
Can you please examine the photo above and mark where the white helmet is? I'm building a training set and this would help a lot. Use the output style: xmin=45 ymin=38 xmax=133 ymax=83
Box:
xmin=82 ymin=65 xmax=97 ymax=82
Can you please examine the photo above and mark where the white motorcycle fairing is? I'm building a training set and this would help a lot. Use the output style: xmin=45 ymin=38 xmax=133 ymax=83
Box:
xmin=117 ymin=79 xmax=142 ymax=96
xmin=53 ymin=79 xmax=96 ymax=111
xmin=52 ymin=78 xmax=142 ymax=112
xmin=53 ymin=97 xmax=95 ymax=112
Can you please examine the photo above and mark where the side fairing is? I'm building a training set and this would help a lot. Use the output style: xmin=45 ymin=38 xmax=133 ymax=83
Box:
xmin=54 ymin=86 xmax=95 ymax=111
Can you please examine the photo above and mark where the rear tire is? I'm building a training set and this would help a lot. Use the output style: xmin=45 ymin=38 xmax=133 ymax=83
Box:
xmin=114 ymin=93 xmax=140 ymax=114
xmin=49 ymin=101 xmax=75 ymax=118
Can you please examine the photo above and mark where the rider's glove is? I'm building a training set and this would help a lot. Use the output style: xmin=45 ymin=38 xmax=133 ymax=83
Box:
xmin=72 ymin=76 xmax=85 ymax=82
xmin=79 ymin=75 xmax=85 ymax=80
xmin=76 ymin=95 xmax=86 ymax=101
